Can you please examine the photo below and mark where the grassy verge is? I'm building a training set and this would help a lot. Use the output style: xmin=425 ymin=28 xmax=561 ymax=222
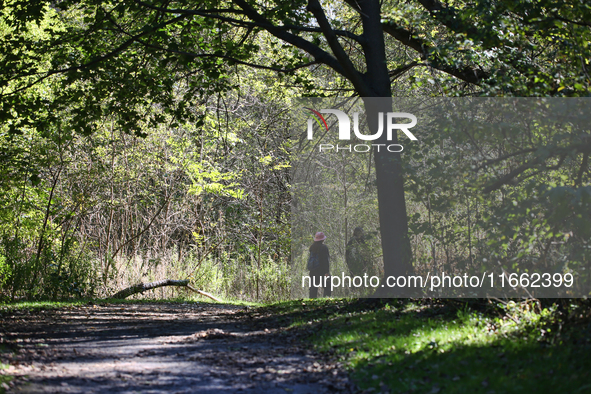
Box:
xmin=0 ymin=296 xmax=259 ymax=313
xmin=257 ymin=298 xmax=591 ymax=394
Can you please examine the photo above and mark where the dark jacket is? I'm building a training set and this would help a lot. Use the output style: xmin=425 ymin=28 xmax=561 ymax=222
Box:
xmin=346 ymin=235 xmax=369 ymax=276
xmin=309 ymin=241 xmax=330 ymax=274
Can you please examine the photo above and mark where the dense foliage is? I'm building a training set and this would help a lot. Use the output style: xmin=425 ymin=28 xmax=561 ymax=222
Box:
xmin=0 ymin=0 xmax=589 ymax=300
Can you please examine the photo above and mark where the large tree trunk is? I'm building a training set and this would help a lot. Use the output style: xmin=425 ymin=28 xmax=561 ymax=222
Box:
xmin=364 ymin=99 xmax=414 ymax=291
xmin=358 ymin=0 xmax=414 ymax=293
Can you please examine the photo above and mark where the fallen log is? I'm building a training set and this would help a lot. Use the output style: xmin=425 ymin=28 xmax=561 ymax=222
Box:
xmin=110 ymin=279 xmax=222 ymax=302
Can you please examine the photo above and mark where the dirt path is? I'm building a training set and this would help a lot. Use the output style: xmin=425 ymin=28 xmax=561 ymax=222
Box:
xmin=0 ymin=303 xmax=355 ymax=393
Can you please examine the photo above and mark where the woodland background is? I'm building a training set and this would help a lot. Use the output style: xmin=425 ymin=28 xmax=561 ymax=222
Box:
xmin=0 ymin=0 xmax=590 ymax=302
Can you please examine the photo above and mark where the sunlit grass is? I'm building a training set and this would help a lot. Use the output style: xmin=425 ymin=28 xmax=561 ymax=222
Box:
xmin=0 ymin=297 xmax=260 ymax=312
xmin=0 ymin=300 xmax=87 ymax=312
xmin=260 ymin=298 xmax=591 ymax=393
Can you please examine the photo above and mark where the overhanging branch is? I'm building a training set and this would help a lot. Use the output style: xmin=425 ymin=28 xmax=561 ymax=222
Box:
xmin=135 ymin=0 xmax=366 ymax=43
xmin=1 ymin=14 xmax=189 ymax=99
xmin=306 ymin=0 xmax=371 ymax=95
xmin=382 ymin=20 xmax=488 ymax=85
xmin=108 ymin=16 xmax=320 ymax=73
xmin=232 ymin=0 xmax=348 ymax=79
xmin=483 ymin=141 xmax=591 ymax=193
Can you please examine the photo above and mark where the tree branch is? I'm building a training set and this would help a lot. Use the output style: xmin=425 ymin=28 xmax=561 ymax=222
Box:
xmin=110 ymin=194 xmax=170 ymax=260
xmin=306 ymin=0 xmax=371 ymax=95
xmin=134 ymin=0 xmax=366 ymax=43
xmin=553 ymin=15 xmax=591 ymax=28
xmin=576 ymin=152 xmax=589 ymax=187
xmin=482 ymin=142 xmax=591 ymax=193
xmin=382 ymin=20 xmax=488 ymax=85
xmin=110 ymin=279 xmax=222 ymax=301
xmin=232 ymin=0 xmax=348 ymax=79
xmin=389 ymin=62 xmax=420 ymax=81
xmin=1 ymin=14 xmax=189 ymax=98
xmin=415 ymin=0 xmax=548 ymax=80
xmin=108 ymin=15 xmax=320 ymax=73
xmin=416 ymin=0 xmax=503 ymax=48
xmin=476 ymin=148 xmax=538 ymax=171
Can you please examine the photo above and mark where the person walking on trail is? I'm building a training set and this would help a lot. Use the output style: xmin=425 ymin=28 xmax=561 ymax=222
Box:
xmin=308 ymin=232 xmax=331 ymax=298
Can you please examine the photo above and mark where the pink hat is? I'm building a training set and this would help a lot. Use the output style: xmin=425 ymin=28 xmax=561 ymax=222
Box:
xmin=314 ymin=232 xmax=327 ymax=241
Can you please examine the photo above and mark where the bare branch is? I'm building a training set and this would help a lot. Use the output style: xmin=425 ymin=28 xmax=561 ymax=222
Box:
xmin=553 ymin=15 xmax=591 ymax=28
xmin=483 ymin=141 xmax=591 ymax=193
xmin=476 ymin=148 xmax=538 ymax=171
xmin=110 ymin=279 xmax=222 ymax=302
xmin=389 ymin=61 xmax=419 ymax=81
xmin=110 ymin=194 xmax=170 ymax=260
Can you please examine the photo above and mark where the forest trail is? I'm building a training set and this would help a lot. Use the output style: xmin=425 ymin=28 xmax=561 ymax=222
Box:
xmin=0 ymin=303 xmax=354 ymax=393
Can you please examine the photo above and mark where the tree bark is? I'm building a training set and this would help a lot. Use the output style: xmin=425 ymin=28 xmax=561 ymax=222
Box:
xmin=357 ymin=0 xmax=414 ymax=293
xmin=363 ymin=98 xmax=414 ymax=292
xmin=110 ymin=279 xmax=222 ymax=302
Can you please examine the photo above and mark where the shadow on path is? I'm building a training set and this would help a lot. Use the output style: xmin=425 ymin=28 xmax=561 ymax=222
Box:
xmin=0 ymin=303 xmax=355 ymax=393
